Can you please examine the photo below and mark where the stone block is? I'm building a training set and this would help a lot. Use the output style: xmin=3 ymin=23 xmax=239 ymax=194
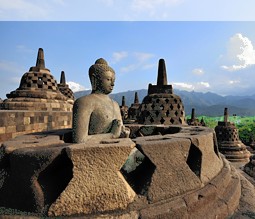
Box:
xmin=170 ymin=126 xmax=223 ymax=184
xmin=24 ymin=117 xmax=30 ymax=125
xmin=16 ymin=125 xmax=25 ymax=132
xmin=134 ymin=136 xmax=202 ymax=203
xmin=25 ymin=124 xmax=34 ymax=132
xmin=48 ymin=138 xmax=136 ymax=217
xmin=2 ymin=134 xmax=65 ymax=154
xmin=6 ymin=126 xmax=16 ymax=134
xmin=0 ymin=133 xmax=12 ymax=143
xmin=0 ymin=143 xmax=70 ymax=214
xmin=0 ymin=127 xmax=6 ymax=134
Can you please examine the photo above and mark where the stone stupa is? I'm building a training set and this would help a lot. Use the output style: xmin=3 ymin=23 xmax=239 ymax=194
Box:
xmin=187 ymin=108 xmax=201 ymax=126
xmin=137 ymin=59 xmax=186 ymax=125
xmin=128 ymin=92 xmax=140 ymax=121
xmin=0 ymin=48 xmax=73 ymax=111
xmin=215 ymin=108 xmax=250 ymax=162
xmin=120 ymin=96 xmax=129 ymax=121
xmin=57 ymin=71 xmax=75 ymax=104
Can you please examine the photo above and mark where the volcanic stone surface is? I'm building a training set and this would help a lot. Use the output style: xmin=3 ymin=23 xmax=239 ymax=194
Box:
xmin=57 ymin=71 xmax=74 ymax=104
xmin=1 ymin=48 xmax=73 ymax=112
xmin=0 ymin=126 xmax=246 ymax=218
xmin=215 ymin=108 xmax=250 ymax=163
xmin=127 ymin=92 xmax=141 ymax=122
xmin=137 ymin=59 xmax=186 ymax=125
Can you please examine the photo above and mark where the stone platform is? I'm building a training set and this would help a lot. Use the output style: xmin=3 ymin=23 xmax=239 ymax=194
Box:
xmin=0 ymin=125 xmax=246 ymax=218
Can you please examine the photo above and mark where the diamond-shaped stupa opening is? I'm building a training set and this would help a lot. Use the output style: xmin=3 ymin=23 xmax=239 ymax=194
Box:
xmin=186 ymin=144 xmax=202 ymax=178
xmin=121 ymin=148 xmax=156 ymax=196
xmin=38 ymin=150 xmax=73 ymax=212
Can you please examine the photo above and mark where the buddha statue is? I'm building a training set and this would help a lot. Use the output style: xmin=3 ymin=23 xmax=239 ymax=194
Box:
xmin=72 ymin=58 xmax=129 ymax=143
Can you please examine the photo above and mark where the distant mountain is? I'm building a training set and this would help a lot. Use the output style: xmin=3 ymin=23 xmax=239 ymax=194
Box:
xmin=74 ymin=89 xmax=255 ymax=117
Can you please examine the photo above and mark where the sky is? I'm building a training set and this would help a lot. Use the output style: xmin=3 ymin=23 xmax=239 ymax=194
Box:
xmin=0 ymin=1 xmax=255 ymax=99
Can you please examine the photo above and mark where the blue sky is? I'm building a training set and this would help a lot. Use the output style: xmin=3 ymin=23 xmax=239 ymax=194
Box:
xmin=0 ymin=1 xmax=255 ymax=99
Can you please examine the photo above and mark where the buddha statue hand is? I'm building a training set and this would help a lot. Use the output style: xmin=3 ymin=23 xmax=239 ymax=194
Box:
xmin=120 ymin=126 xmax=130 ymax=138
xmin=111 ymin=119 xmax=122 ymax=138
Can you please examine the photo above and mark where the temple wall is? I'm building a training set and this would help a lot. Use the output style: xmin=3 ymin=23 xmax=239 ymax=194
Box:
xmin=0 ymin=110 xmax=72 ymax=142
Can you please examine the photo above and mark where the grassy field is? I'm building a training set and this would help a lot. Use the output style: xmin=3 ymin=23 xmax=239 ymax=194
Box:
xmin=186 ymin=115 xmax=255 ymax=145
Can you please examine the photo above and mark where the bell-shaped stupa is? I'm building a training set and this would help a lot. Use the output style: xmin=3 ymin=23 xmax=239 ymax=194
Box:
xmin=120 ymin=96 xmax=129 ymax=121
xmin=58 ymin=71 xmax=75 ymax=104
xmin=137 ymin=59 xmax=186 ymax=125
xmin=128 ymin=92 xmax=140 ymax=121
xmin=215 ymin=108 xmax=250 ymax=162
xmin=1 ymin=48 xmax=73 ymax=111
xmin=187 ymin=108 xmax=202 ymax=126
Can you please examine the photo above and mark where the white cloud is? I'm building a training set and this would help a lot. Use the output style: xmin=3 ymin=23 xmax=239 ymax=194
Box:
xmin=16 ymin=45 xmax=34 ymax=54
xmin=120 ymin=52 xmax=155 ymax=73
xmin=198 ymin=82 xmax=210 ymax=88
xmin=172 ymin=81 xmax=210 ymax=92
xmin=192 ymin=68 xmax=204 ymax=75
xmin=142 ymin=63 xmax=157 ymax=70
xmin=67 ymin=81 xmax=87 ymax=92
xmin=134 ymin=52 xmax=154 ymax=62
xmin=120 ymin=64 xmax=137 ymax=73
xmin=221 ymin=33 xmax=255 ymax=71
xmin=172 ymin=82 xmax=194 ymax=90
xmin=228 ymin=80 xmax=240 ymax=84
xmin=112 ymin=51 xmax=128 ymax=63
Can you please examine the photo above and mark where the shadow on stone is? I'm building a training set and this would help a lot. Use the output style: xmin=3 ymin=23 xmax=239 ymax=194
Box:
xmin=186 ymin=144 xmax=202 ymax=178
xmin=138 ymin=126 xmax=181 ymax=137
xmin=62 ymin=130 xmax=72 ymax=143
xmin=213 ymin=132 xmax=220 ymax=158
xmin=121 ymin=151 xmax=156 ymax=197
xmin=38 ymin=149 xmax=73 ymax=211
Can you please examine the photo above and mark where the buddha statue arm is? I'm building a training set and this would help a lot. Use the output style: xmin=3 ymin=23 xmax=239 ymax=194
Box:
xmin=113 ymin=101 xmax=130 ymax=138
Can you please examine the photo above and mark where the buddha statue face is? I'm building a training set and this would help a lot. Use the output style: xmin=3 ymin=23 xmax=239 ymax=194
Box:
xmin=94 ymin=70 xmax=115 ymax=94
xmin=89 ymin=58 xmax=116 ymax=95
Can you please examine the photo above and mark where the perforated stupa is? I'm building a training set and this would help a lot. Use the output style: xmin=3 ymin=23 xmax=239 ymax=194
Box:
xmin=1 ymin=48 xmax=73 ymax=111
xmin=57 ymin=71 xmax=74 ymax=104
xmin=137 ymin=59 xmax=186 ymax=125
xmin=215 ymin=108 xmax=250 ymax=162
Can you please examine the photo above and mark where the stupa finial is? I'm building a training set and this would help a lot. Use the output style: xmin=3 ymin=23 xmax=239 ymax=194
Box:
xmin=224 ymin=108 xmax=228 ymax=122
xmin=122 ymin=96 xmax=126 ymax=106
xmin=134 ymin=92 xmax=139 ymax=104
xmin=157 ymin=59 xmax=167 ymax=86
xmin=36 ymin=48 xmax=45 ymax=69
xmin=191 ymin=108 xmax=195 ymax=120
xmin=60 ymin=71 xmax=66 ymax=85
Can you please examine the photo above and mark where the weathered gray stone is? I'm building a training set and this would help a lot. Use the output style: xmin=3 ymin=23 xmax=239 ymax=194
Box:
xmin=134 ymin=136 xmax=202 ymax=202
xmin=215 ymin=108 xmax=250 ymax=163
xmin=170 ymin=126 xmax=223 ymax=184
xmin=48 ymin=138 xmax=136 ymax=216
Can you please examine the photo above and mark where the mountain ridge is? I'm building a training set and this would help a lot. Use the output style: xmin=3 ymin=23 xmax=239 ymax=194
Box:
xmin=74 ymin=89 xmax=255 ymax=117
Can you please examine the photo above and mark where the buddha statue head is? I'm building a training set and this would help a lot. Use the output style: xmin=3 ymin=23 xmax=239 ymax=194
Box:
xmin=89 ymin=58 xmax=115 ymax=94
